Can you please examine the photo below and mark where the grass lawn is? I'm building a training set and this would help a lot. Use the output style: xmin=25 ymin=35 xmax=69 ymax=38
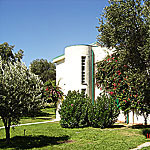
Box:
xmin=0 ymin=107 xmax=56 ymax=127
xmin=0 ymin=122 xmax=150 ymax=150
xmin=0 ymin=107 xmax=150 ymax=149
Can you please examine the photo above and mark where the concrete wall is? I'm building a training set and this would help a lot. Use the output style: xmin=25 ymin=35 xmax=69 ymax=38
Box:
xmin=53 ymin=44 xmax=150 ymax=124
xmin=54 ymin=45 xmax=112 ymax=99
xmin=92 ymin=46 xmax=113 ymax=99
xmin=128 ymin=109 xmax=150 ymax=124
xmin=117 ymin=110 xmax=126 ymax=123
xmin=55 ymin=59 xmax=66 ymax=94
xmin=64 ymin=45 xmax=92 ymax=97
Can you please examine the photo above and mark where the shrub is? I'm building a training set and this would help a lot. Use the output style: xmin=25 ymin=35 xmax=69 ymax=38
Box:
xmin=88 ymin=94 xmax=120 ymax=128
xmin=59 ymin=90 xmax=91 ymax=128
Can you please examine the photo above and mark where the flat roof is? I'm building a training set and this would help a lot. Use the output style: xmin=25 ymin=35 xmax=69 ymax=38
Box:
xmin=65 ymin=42 xmax=99 ymax=48
xmin=52 ymin=54 xmax=65 ymax=63
xmin=52 ymin=42 xmax=99 ymax=63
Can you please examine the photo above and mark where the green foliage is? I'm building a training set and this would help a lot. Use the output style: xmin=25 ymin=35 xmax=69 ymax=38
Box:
xmin=88 ymin=94 xmax=120 ymax=128
xmin=29 ymin=59 xmax=56 ymax=83
xmin=0 ymin=43 xmax=43 ymax=141
xmin=97 ymin=0 xmax=150 ymax=117
xmin=43 ymin=80 xmax=63 ymax=107
xmin=0 ymin=58 xmax=43 ymax=121
xmin=0 ymin=42 xmax=23 ymax=63
xmin=30 ymin=59 xmax=56 ymax=107
xmin=59 ymin=91 xmax=91 ymax=128
xmin=96 ymin=54 xmax=143 ymax=111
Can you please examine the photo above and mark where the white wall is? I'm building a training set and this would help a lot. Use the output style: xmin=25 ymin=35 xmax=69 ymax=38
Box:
xmin=54 ymin=44 xmax=150 ymax=124
xmin=55 ymin=59 xmax=66 ymax=94
xmin=92 ymin=46 xmax=113 ymax=99
xmin=117 ymin=111 xmax=126 ymax=123
xmin=128 ymin=110 xmax=150 ymax=124
xmin=64 ymin=45 xmax=92 ymax=97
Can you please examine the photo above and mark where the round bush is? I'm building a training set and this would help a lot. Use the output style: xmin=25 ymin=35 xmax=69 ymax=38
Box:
xmin=59 ymin=90 xmax=91 ymax=128
xmin=88 ymin=94 xmax=120 ymax=128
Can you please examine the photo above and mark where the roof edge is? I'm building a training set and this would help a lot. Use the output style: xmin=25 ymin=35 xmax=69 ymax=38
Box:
xmin=52 ymin=54 xmax=65 ymax=63
xmin=52 ymin=42 xmax=100 ymax=63
xmin=65 ymin=42 xmax=99 ymax=49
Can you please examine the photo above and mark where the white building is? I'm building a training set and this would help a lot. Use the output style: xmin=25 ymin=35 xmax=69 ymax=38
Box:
xmin=53 ymin=43 xmax=150 ymax=124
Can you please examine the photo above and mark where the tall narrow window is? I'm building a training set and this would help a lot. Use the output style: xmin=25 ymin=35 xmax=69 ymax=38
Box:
xmin=81 ymin=56 xmax=86 ymax=84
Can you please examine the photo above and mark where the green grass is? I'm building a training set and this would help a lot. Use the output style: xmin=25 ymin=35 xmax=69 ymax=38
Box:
xmin=0 ymin=122 xmax=150 ymax=150
xmin=0 ymin=107 xmax=56 ymax=127
xmin=0 ymin=107 xmax=150 ymax=149
xmin=142 ymin=147 xmax=150 ymax=150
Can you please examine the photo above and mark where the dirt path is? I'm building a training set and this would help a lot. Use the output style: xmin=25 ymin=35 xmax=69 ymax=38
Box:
xmin=130 ymin=142 xmax=150 ymax=150
xmin=0 ymin=119 xmax=58 ymax=129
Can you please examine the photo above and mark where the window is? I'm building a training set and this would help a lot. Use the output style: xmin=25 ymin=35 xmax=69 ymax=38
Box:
xmin=81 ymin=56 xmax=86 ymax=84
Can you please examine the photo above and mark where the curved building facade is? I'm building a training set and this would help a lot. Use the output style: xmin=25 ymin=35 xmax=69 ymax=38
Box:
xmin=53 ymin=43 xmax=150 ymax=124
xmin=53 ymin=43 xmax=111 ymax=101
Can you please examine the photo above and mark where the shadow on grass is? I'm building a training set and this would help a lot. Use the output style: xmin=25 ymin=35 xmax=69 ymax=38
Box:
xmin=35 ymin=117 xmax=54 ymax=120
xmin=30 ymin=111 xmax=54 ymax=117
xmin=108 ymin=125 xmax=126 ymax=128
xmin=35 ymin=110 xmax=55 ymax=120
xmin=142 ymin=129 xmax=150 ymax=138
xmin=0 ymin=135 xmax=70 ymax=149
xmin=22 ymin=111 xmax=55 ymax=119
xmin=130 ymin=125 xmax=150 ymax=138
xmin=131 ymin=125 xmax=150 ymax=129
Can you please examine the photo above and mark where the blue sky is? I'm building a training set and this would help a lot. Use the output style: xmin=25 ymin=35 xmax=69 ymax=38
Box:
xmin=0 ymin=0 xmax=109 ymax=67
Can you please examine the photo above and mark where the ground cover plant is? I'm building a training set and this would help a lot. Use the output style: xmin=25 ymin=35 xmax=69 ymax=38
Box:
xmin=0 ymin=122 xmax=149 ymax=150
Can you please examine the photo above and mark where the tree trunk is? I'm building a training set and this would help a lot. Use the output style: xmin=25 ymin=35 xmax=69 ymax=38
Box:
xmin=144 ymin=113 xmax=148 ymax=126
xmin=143 ymin=112 xmax=148 ymax=126
xmin=2 ymin=117 xmax=11 ymax=143
xmin=145 ymin=118 xmax=147 ymax=126
xmin=5 ymin=126 xmax=10 ymax=143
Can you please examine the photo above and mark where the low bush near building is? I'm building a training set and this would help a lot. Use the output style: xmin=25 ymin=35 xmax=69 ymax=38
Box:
xmin=88 ymin=94 xmax=120 ymax=128
xmin=59 ymin=90 xmax=91 ymax=128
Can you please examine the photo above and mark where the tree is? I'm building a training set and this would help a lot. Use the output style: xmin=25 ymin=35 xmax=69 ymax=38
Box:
xmin=96 ymin=0 xmax=150 ymax=123
xmin=44 ymin=80 xmax=63 ymax=107
xmin=96 ymin=54 xmax=142 ymax=112
xmin=29 ymin=59 xmax=56 ymax=83
xmin=0 ymin=42 xmax=23 ymax=63
xmin=0 ymin=43 xmax=43 ymax=142
xmin=29 ymin=59 xmax=57 ymax=107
